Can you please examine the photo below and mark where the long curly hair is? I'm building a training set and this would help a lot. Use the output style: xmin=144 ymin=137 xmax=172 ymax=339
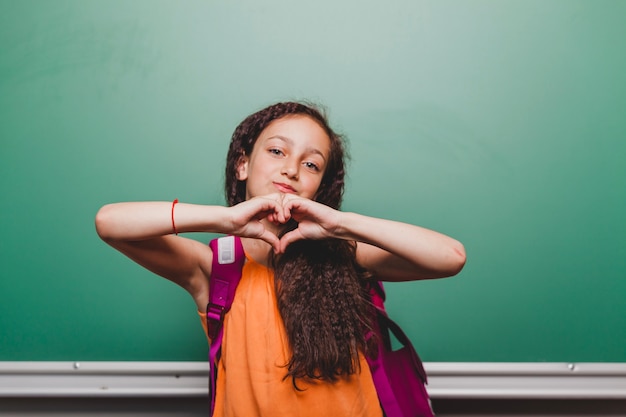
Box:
xmin=224 ymin=101 xmax=375 ymax=385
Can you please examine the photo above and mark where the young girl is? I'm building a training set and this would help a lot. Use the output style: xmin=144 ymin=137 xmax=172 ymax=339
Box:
xmin=95 ymin=101 xmax=466 ymax=417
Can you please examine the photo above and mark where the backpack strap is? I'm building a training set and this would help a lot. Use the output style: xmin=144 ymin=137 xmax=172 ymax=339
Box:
xmin=368 ymin=281 xmax=427 ymax=382
xmin=207 ymin=235 xmax=245 ymax=416
xmin=367 ymin=281 xmax=433 ymax=417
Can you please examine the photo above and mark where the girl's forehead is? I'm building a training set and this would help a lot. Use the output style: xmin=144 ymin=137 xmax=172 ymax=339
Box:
xmin=255 ymin=115 xmax=331 ymax=154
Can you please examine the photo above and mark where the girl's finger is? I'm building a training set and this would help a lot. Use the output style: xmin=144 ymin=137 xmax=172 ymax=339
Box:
xmin=272 ymin=203 xmax=287 ymax=224
xmin=281 ymin=196 xmax=307 ymax=219
xmin=260 ymin=230 xmax=281 ymax=253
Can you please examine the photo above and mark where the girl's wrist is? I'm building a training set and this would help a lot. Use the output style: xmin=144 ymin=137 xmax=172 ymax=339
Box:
xmin=332 ymin=211 xmax=357 ymax=241
xmin=174 ymin=204 xmax=232 ymax=235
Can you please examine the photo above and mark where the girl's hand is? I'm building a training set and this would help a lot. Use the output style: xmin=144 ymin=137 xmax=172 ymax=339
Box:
xmin=228 ymin=195 xmax=286 ymax=251
xmin=277 ymin=195 xmax=342 ymax=252
xmin=227 ymin=193 xmax=342 ymax=253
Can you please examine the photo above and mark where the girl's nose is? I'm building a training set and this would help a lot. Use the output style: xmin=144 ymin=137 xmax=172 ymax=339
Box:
xmin=281 ymin=162 xmax=299 ymax=179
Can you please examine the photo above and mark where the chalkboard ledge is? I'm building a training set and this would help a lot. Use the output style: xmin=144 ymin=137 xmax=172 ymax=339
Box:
xmin=1 ymin=362 xmax=625 ymax=399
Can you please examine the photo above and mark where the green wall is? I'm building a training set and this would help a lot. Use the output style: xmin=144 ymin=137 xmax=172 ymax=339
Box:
xmin=1 ymin=0 xmax=624 ymax=362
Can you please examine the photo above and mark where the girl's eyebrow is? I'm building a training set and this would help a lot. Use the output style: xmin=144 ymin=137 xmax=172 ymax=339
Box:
xmin=268 ymin=135 xmax=328 ymax=162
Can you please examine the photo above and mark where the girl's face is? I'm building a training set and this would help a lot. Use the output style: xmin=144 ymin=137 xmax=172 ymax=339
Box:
xmin=236 ymin=115 xmax=331 ymax=200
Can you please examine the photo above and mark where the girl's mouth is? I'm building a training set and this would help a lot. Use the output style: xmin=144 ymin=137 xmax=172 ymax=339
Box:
xmin=273 ymin=182 xmax=296 ymax=194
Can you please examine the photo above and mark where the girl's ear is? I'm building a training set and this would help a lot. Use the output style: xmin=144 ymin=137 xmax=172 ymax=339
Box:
xmin=235 ymin=154 xmax=249 ymax=181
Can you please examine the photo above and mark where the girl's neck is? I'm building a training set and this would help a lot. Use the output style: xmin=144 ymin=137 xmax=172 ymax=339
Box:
xmin=241 ymin=237 xmax=273 ymax=267
xmin=240 ymin=219 xmax=284 ymax=267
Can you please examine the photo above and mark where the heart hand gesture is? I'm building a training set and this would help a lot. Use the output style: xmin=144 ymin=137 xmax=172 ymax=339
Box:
xmin=228 ymin=194 xmax=341 ymax=253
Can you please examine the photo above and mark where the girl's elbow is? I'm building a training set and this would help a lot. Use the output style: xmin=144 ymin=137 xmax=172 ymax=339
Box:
xmin=94 ymin=204 xmax=117 ymax=241
xmin=448 ymin=242 xmax=467 ymax=276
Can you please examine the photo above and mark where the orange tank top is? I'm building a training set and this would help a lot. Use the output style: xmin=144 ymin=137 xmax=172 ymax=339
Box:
xmin=198 ymin=254 xmax=382 ymax=417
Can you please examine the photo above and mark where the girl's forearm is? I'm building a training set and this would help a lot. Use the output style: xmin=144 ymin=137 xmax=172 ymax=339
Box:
xmin=336 ymin=211 xmax=466 ymax=277
xmin=95 ymin=202 xmax=232 ymax=241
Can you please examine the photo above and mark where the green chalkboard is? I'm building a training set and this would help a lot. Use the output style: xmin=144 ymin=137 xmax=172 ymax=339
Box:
xmin=1 ymin=0 xmax=625 ymax=363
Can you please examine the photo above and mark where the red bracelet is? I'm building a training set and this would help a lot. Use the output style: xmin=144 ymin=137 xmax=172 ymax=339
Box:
xmin=171 ymin=199 xmax=179 ymax=235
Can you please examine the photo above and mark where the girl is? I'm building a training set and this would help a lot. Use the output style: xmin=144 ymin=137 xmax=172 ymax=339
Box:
xmin=95 ymin=101 xmax=466 ymax=417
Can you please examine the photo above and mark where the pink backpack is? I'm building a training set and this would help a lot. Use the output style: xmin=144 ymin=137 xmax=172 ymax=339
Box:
xmin=206 ymin=236 xmax=434 ymax=417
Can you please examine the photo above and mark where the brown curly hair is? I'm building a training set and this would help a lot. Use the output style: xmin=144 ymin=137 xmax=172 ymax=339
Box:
xmin=223 ymin=101 xmax=375 ymax=386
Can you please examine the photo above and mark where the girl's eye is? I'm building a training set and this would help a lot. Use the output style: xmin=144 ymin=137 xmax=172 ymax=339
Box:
xmin=268 ymin=148 xmax=284 ymax=156
xmin=304 ymin=161 xmax=320 ymax=172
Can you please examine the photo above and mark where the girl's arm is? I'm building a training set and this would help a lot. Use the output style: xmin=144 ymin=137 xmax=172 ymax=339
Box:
xmin=340 ymin=212 xmax=466 ymax=281
xmin=95 ymin=202 xmax=229 ymax=310
xmin=95 ymin=198 xmax=284 ymax=309
xmin=278 ymin=196 xmax=466 ymax=281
